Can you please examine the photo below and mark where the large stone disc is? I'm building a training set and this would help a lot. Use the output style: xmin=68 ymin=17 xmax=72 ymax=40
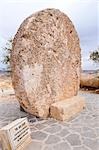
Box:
xmin=11 ymin=9 xmax=81 ymax=118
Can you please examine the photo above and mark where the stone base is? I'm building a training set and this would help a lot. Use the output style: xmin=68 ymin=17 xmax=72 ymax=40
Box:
xmin=50 ymin=96 xmax=86 ymax=121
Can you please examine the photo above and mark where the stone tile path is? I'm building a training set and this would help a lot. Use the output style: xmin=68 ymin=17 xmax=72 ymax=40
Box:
xmin=0 ymin=91 xmax=99 ymax=150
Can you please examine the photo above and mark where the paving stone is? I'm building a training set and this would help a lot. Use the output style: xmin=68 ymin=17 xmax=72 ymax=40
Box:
xmin=91 ymin=112 xmax=99 ymax=118
xmin=86 ymin=104 xmax=94 ymax=111
xmin=69 ymin=123 xmax=83 ymax=128
xmin=92 ymin=117 xmax=99 ymax=124
xmin=66 ymin=133 xmax=82 ymax=146
xmin=70 ymin=115 xmax=86 ymax=122
xmin=81 ymin=127 xmax=96 ymax=138
xmin=85 ymin=115 xmax=94 ymax=120
xmin=0 ymin=121 xmax=10 ymax=128
xmin=59 ymin=122 xmax=71 ymax=128
xmin=83 ymin=137 xmax=98 ymax=150
xmin=35 ymin=123 xmax=47 ymax=130
xmin=95 ymin=128 xmax=99 ymax=137
xmin=80 ymin=109 xmax=88 ymax=115
xmin=57 ymin=128 xmax=70 ymax=137
xmin=43 ymin=119 xmax=57 ymax=125
xmin=30 ymin=126 xmax=38 ymax=132
xmin=44 ymin=124 xmax=62 ymax=134
xmin=69 ymin=126 xmax=82 ymax=133
xmin=24 ymin=141 xmax=43 ymax=150
xmin=86 ymin=122 xmax=99 ymax=128
xmin=53 ymin=141 xmax=71 ymax=150
xmin=45 ymin=135 xmax=60 ymax=144
xmin=31 ymin=131 xmax=48 ymax=141
xmin=73 ymin=145 xmax=90 ymax=150
xmin=43 ymin=146 xmax=53 ymax=150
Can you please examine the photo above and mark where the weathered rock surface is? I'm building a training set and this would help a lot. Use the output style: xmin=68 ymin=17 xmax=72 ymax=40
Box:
xmin=11 ymin=8 xmax=81 ymax=118
xmin=80 ymin=72 xmax=99 ymax=88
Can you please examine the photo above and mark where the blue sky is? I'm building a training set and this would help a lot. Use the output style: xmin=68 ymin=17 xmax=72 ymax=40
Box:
xmin=0 ymin=0 xmax=98 ymax=70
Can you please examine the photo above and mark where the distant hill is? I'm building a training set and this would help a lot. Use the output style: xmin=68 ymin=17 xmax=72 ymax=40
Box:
xmin=82 ymin=70 xmax=99 ymax=74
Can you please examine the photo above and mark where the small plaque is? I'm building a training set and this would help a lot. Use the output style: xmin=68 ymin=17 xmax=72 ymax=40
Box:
xmin=0 ymin=118 xmax=32 ymax=150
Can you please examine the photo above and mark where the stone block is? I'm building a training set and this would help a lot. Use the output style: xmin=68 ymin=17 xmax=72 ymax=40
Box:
xmin=0 ymin=118 xmax=32 ymax=150
xmin=50 ymin=96 xmax=85 ymax=121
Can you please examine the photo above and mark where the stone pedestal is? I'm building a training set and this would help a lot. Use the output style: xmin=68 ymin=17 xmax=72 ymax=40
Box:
xmin=50 ymin=96 xmax=85 ymax=121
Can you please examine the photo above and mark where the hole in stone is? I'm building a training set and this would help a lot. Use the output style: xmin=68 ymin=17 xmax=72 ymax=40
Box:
xmin=48 ymin=107 xmax=51 ymax=117
xmin=56 ymin=17 xmax=59 ymax=20
xmin=21 ymin=34 xmax=29 ymax=38
xmin=49 ymin=13 xmax=53 ymax=16
xmin=35 ymin=19 xmax=39 ymax=22
xmin=70 ymin=30 xmax=72 ymax=33
xmin=49 ymin=33 xmax=52 ymax=36
xmin=53 ymin=50 xmax=56 ymax=53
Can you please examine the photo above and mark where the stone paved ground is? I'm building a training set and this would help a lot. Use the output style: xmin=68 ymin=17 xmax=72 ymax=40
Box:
xmin=0 ymin=90 xmax=99 ymax=150
xmin=0 ymin=72 xmax=99 ymax=150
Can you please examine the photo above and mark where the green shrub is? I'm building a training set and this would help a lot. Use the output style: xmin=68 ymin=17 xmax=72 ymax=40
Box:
xmin=90 ymin=47 xmax=99 ymax=63
xmin=3 ymin=38 xmax=12 ymax=67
